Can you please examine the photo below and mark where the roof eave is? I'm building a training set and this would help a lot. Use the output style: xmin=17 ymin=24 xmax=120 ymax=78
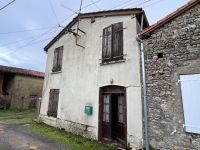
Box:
xmin=44 ymin=9 xmax=144 ymax=51
xmin=0 ymin=65 xmax=45 ymax=78
xmin=139 ymin=0 xmax=200 ymax=37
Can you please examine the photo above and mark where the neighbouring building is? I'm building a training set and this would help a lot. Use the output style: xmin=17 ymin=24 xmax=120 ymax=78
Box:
xmin=39 ymin=8 xmax=149 ymax=149
xmin=140 ymin=0 xmax=200 ymax=149
xmin=0 ymin=65 xmax=44 ymax=109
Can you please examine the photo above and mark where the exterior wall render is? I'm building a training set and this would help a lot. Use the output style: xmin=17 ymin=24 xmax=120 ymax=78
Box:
xmin=40 ymin=15 xmax=143 ymax=149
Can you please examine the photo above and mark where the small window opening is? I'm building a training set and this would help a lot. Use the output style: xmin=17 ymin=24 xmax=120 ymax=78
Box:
xmin=157 ymin=53 xmax=163 ymax=58
xmin=159 ymin=72 xmax=164 ymax=76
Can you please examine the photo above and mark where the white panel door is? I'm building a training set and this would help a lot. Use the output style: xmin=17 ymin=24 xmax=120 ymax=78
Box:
xmin=180 ymin=74 xmax=200 ymax=134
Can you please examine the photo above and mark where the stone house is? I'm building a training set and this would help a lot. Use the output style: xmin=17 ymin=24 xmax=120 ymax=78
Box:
xmin=0 ymin=65 xmax=44 ymax=109
xmin=140 ymin=0 xmax=200 ymax=149
xmin=39 ymin=8 xmax=149 ymax=149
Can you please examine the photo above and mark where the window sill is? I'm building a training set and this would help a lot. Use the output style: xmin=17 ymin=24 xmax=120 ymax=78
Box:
xmin=47 ymin=115 xmax=57 ymax=119
xmin=51 ymin=71 xmax=62 ymax=74
xmin=100 ymin=59 xmax=126 ymax=66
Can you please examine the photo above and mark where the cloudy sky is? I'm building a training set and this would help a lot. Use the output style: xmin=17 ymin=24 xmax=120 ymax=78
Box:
xmin=0 ymin=0 xmax=190 ymax=72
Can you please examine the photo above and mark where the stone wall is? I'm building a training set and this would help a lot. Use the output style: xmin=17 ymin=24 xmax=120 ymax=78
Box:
xmin=143 ymin=4 xmax=200 ymax=150
xmin=9 ymin=75 xmax=44 ymax=109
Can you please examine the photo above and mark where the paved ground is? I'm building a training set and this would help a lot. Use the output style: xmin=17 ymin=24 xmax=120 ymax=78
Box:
xmin=0 ymin=122 xmax=70 ymax=150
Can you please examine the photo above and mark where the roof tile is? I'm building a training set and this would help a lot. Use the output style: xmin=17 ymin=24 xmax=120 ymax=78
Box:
xmin=140 ymin=0 xmax=200 ymax=36
xmin=0 ymin=65 xmax=44 ymax=78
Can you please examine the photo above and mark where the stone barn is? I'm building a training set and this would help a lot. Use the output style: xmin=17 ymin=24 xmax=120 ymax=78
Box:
xmin=140 ymin=0 xmax=200 ymax=149
xmin=0 ymin=65 xmax=44 ymax=109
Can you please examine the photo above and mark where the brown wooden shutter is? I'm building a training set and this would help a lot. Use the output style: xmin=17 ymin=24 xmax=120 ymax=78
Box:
xmin=47 ymin=89 xmax=59 ymax=117
xmin=52 ymin=46 xmax=63 ymax=72
xmin=52 ymin=49 xmax=58 ymax=72
xmin=102 ymin=25 xmax=112 ymax=62
xmin=58 ymin=46 xmax=63 ymax=71
xmin=48 ymin=90 xmax=54 ymax=116
xmin=53 ymin=89 xmax=59 ymax=117
xmin=112 ymin=22 xmax=123 ymax=61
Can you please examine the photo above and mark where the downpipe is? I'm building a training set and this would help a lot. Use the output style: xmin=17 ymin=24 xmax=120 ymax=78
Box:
xmin=137 ymin=36 xmax=149 ymax=150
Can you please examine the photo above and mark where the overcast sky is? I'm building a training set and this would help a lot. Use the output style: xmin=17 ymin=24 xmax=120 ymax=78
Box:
xmin=0 ymin=0 xmax=190 ymax=72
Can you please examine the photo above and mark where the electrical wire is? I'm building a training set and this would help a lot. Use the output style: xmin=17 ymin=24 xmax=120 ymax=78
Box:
xmin=143 ymin=0 xmax=164 ymax=8
xmin=1 ymin=0 xmax=161 ymax=58
xmin=41 ymin=0 xmax=103 ymax=36
xmin=48 ymin=0 xmax=60 ymax=25
xmin=82 ymin=0 xmax=102 ymax=10
xmin=112 ymin=0 xmax=140 ymax=9
xmin=3 ymin=30 xmax=77 ymax=56
xmin=56 ymin=0 xmax=103 ymax=29
xmin=0 ymin=26 xmax=58 ymax=35
xmin=0 ymin=0 xmax=102 ymax=56
xmin=0 ymin=0 xmax=102 ymax=36
xmin=3 ymin=36 xmax=56 ymax=56
xmin=0 ymin=28 xmax=60 ymax=54
xmin=0 ymin=0 xmax=16 ymax=11
xmin=0 ymin=28 xmax=60 ymax=47
xmin=0 ymin=0 xmax=105 ymax=59
xmin=60 ymin=3 xmax=78 ymax=14
xmin=90 ymin=0 xmax=101 ymax=11
xmin=122 ymin=0 xmax=154 ymax=8
xmin=2 ymin=19 xmax=132 ymax=61
xmin=0 ymin=36 xmax=54 ymax=66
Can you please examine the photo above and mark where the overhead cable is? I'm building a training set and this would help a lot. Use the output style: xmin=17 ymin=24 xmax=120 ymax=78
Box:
xmin=0 ymin=0 xmax=16 ymax=11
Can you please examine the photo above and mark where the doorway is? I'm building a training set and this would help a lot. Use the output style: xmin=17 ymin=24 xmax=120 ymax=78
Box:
xmin=98 ymin=86 xmax=127 ymax=145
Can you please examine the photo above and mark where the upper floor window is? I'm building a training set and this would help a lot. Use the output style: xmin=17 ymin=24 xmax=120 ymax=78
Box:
xmin=102 ymin=22 xmax=123 ymax=63
xmin=52 ymin=46 xmax=63 ymax=72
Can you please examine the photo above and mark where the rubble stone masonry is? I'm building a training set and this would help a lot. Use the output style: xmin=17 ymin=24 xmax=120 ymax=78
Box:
xmin=143 ymin=3 xmax=200 ymax=150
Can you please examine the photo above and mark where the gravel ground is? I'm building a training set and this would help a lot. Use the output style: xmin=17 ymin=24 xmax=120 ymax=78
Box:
xmin=0 ymin=122 xmax=71 ymax=150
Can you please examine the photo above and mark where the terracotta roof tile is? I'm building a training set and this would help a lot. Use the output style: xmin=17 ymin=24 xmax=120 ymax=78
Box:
xmin=0 ymin=65 xmax=44 ymax=78
xmin=140 ymin=0 xmax=200 ymax=36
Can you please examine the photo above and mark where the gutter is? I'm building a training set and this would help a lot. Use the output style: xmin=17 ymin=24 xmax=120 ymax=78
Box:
xmin=137 ymin=13 xmax=149 ymax=150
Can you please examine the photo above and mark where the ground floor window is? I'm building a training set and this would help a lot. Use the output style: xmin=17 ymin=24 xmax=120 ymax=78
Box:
xmin=47 ymin=89 xmax=59 ymax=117
xmin=180 ymin=74 xmax=200 ymax=134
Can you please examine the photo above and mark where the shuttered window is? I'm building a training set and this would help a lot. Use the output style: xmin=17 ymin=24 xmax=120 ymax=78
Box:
xmin=180 ymin=74 xmax=200 ymax=134
xmin=52 ymin=46 xmax=63 ymax=72
xmin=102 ymin=22 xmax=123 ymax=63
xmin=47 ymin=89 xmax=59 ymax=118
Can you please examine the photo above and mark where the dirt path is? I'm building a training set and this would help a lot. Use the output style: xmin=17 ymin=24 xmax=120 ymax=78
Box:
xmin=0 ymin=122 xmax=70 ymax=150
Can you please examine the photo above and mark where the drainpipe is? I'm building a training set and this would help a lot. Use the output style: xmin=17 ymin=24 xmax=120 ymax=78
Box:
xmin=137 ymin=12 xmax=149 ymax=150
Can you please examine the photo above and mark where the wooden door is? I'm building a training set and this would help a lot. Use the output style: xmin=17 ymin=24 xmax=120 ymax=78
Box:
xmin=99 ymin=86 xmax=127 ymax=145
xmin=102 ymin=94 xmax=112 ymax=139
xmin=116 ymin=95 xmax=126 ymax=142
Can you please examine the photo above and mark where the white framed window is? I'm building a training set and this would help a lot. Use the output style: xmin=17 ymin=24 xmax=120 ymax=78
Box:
xmin=180 ymin=74 xmax=200 ymax=134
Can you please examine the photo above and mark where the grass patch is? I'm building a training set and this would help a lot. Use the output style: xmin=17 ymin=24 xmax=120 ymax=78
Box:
xmin=0 ymin=109 xmax=37 ymax=124
xmin=27 ymin=122 xmax=117 ymax=150
xmin=0 ymin=109 xmax=37 ymax=117
xmin=3 ymin=113 xmax=37 ymax=124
